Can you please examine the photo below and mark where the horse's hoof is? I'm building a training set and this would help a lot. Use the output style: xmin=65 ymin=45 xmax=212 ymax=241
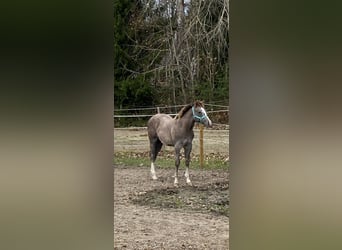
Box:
xmin=174 ymin=183 xmax=179 ymax=188
xmin=187 ymin=181 xmax=193 ymax=186
xmin=151 ymin=175 xmax=158 ymax=180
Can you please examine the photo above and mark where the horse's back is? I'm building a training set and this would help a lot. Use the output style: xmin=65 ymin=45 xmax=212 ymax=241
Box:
xmin=148 ymin=114 xmax=172 ymax=126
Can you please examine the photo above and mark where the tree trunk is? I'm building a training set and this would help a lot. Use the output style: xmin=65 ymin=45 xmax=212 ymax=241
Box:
xmin=176 ymin=0 xmax=186 ymax=103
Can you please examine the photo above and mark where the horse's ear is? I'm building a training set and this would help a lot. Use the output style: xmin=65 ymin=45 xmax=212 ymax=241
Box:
xmin=196 ymin=100 xmax=204 ymax=107
xmin=194 ymin=100 xmax=203 ymax=107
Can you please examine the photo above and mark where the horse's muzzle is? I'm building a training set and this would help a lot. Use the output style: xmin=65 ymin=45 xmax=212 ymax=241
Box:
xmin=206 ymin=119 xmax=213 ymax=128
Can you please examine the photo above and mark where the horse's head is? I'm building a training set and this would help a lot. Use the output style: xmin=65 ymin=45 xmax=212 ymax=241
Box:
xmin=192 ymin=101 xmax=212 ymax=128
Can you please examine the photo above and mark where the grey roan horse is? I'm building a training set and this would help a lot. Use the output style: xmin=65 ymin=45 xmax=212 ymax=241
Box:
xmin=147 ymin=101 xmax=212 ymax=186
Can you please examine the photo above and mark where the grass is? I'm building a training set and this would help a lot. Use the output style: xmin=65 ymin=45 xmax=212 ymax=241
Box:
xmin=113 ymin=152 xmax=229 ymax=170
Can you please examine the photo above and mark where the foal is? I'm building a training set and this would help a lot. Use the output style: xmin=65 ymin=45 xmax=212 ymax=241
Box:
xmin=147 ymin=101 xmax=212 ymax=186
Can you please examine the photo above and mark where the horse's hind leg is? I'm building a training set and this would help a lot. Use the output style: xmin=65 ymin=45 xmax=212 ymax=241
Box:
xmin=174 ymin=144 xmax=182 ymax=187
xmin=184 ymin=143 xmax=193 ymax=185
xmin=150 ymin=138 xmax=163 ymax=180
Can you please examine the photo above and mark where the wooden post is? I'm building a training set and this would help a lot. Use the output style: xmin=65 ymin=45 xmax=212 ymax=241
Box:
xmin=199 ymin=124 xmax=204 ymax=167
xmin=157 ymin=107 xmax=160 ymax=113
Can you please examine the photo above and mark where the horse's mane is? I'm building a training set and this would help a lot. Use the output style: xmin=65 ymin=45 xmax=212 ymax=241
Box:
xmin=174 ymin=101 xmax=204 ymax=119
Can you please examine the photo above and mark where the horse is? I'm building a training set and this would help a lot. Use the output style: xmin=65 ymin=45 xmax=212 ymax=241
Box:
xmin=147 ymin=101 xmax=212 ymax=186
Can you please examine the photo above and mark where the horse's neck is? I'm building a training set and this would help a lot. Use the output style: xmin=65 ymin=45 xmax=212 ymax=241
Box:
xmin=177 ymin=110 xmax=195 ymax=131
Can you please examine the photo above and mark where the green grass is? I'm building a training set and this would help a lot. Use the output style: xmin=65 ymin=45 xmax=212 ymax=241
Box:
xmin=113 ymin=152 xmax=229 ymax=170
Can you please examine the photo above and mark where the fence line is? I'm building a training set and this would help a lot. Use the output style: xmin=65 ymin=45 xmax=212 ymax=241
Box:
xmin=114 ymin=104 xmax=186 ymax=112
xmin=206 ymin=104 xmax=230 ymax=108
xmin=114 ymin=124 xmax=229 ymax=130
xmin=114 ymin=114 xmax=167 ymax=118
xmin=113 ymin=109 xmax=228 ymax=118
xmin=114 ymin=103 xmax=229 ymax=112
xmin=114 ymin=107 xmax=162 ymax=111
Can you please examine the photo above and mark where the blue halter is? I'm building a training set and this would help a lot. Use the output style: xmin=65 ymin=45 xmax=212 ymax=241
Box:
xmin=192 ymin=106 xmax=208 ymax=123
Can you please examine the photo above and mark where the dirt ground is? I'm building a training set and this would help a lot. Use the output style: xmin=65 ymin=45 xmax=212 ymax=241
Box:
xmin=114 ymin=164 xmax=229 ymax=250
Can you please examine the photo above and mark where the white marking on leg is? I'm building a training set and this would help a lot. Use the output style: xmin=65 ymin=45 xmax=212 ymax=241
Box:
xmin=174 ymin=176 xmax=179 ymax=186
xmin=174 ymin=170 xmax=179 ymax=186
xmin=151 ymin=162 xmax=157 ymax=180
xmin=184 ymin=167 xmax=189 ymax=178
xmin=185 ymin=167 xmax=192 ymax=185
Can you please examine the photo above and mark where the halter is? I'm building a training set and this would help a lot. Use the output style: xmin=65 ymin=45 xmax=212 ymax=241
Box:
xmin=192 ymin=106 xmax=208 ymax=123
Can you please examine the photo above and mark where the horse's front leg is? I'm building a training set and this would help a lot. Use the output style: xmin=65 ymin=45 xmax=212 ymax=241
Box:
xmin=174 ymin=144 xmax=182 ymax=187
xmin=184 ymin=143 xmax=192 ymax=185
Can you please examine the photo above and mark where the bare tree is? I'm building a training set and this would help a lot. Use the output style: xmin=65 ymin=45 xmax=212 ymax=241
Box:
xmin=124 ymin=0 xmax=229 ymax=105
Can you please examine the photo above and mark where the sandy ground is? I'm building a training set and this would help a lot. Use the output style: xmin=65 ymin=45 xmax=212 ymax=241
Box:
xmin=114 ymin=127 xmax=229 ymax=156
xmin=114 ymin=165 xmax=229 ymax=250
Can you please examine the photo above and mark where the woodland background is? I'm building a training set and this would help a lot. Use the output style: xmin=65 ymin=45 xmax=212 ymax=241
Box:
xmin=114 ymin=0 xmax=229 ymax=126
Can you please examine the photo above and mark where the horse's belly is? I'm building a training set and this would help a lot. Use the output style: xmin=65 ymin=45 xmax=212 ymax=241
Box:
xmin=158 ymin=135 xmax=174 ymax=146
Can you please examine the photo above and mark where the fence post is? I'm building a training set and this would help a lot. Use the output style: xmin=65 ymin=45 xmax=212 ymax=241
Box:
xmin=199 ymin=124 xmax=204 ymax=167
xmin=157 ymin=107 xmax=160 ymax=113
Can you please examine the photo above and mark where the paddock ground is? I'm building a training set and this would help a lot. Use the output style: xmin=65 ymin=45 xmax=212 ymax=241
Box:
xmin=114 ymin=127 xmax=229 ymax=155
xmin=114 ymin=128 xmax=229 ymax=249
xmin=114 ymin=165 xmax=229 ymax=249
